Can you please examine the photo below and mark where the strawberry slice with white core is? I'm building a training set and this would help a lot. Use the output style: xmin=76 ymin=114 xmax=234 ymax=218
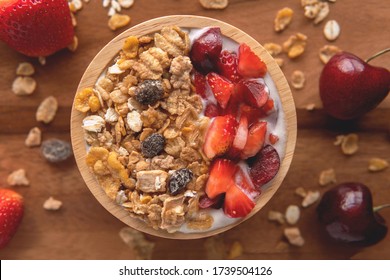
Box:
xmin=226 ymin=114 xmax=248 ymax=159
xmin=241 ymin=121 xmax=267 ymax=159
xmin=206 ymin=72 xmax=235 ymax=109
xmin=203 ymin=115 xmax=238 ymax=159
xmin=236 ymin=78 xmax=270 ymax=108
xmin=234 ymin=166 xmax=261 ymax=200
xmin=205 ymin=158 xmax=238 ymax=199
xmin=224 ymin=180 xmax=256 ymax=218
xmin=237 ymin=43 xmax=267 ymax=78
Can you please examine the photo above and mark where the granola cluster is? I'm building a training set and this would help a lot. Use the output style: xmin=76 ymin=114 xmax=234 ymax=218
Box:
xmin=75 ymin=26 xmax=213 ymax=233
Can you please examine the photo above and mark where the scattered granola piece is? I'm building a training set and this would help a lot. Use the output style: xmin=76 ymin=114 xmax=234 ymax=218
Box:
xmin=295 ymin=187 xmax=307 ymax=198
xmin=302 ymin=191 xmax=320 ymax=208
xmin=275 ymin=58 xmax=284 ymax=67
xmin=41 ymin=139 xmax=72 ymax=163
xmin=274 ymin=7 xmax=294 ymax=32
xmin=36 ymin=96 xmax=58 ymax=124
xmin=199 ymin=0 xmax=229 ymax=10
xmin=305 ymin=103 xmax=316 ymax=111
xmin=314 ymin=2 xmax=330 ymax=24
xmin=108 ymin=13 xmax=131 ymax=31
xmin=283 ymin=33 xmax=307 ymax=59
xmin=304 ymin=3 xmax=320 ymax=19
xmin=285 ymin=205 xmax=300 ymax=225
xmin=67 ymin=35 xmax=79 ymax=52
xmin=12 ymin=76 xmax=37 ymax=95
xmin=319 ymin=168 xmax=336 ymax=186
xmin=25 ymin=127 xmax=42 ymax=147
xmin=119 ymin=227 xmax=155 ymax=260
xmin=264 ymin=43 xmax=282 ymax=56
xmin=333 ymin=134 xmax=345 ymax=146
xmin=323 ymin=20 xmax=340 ymax=41
xmin=7 ymin=169 xmax=29 ymax=186
xmin=284 ymin=227 xmax=305 ymax=247
xmin=118 ymin=0 xmax=134 ymax=9
xmin=16 ymin=62 xmax=35 ymax=76
xmin=268 ymin=210 xmax=285 ymax=224
xmin=319 ymin=45 xmax=342 ymax=64
xmin=204 ymin=235 xmax=227 ymax=259
xmin=227 ymin=241 xmax=243 ymax=259
xmin=291 ymin=70 xmax=305 ymax=89
xmin=275 ymin=241 xmax=289 ymax=252
xmin=368 ymin=158 xmax=389 ymax=172
xmin=341 ymin=133 xmax=359 ymax=155
xmin=43 ymin=197 xmax=63 ymax=211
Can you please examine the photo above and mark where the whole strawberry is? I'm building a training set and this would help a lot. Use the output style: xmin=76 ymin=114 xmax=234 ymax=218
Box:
xmin=0 ymin=0 xmax=74 ymax=57
xmin=0 ymin=189 xmax=24 ymax=249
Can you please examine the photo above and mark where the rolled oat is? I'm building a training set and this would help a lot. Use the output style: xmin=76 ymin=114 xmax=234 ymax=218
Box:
xmin=36 ymin=96 xmax=58 ymax=124
xmin=12 ymin=76 xmax=37 ymax=96
xmin=25 ymin=127 xmax=42 ymax=147
xmin=7 ymin=169 xmax=29 ymax=186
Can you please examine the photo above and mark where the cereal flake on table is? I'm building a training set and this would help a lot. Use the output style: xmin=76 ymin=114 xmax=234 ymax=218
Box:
xmin=75 ymin=26 xmax=213 ymax=233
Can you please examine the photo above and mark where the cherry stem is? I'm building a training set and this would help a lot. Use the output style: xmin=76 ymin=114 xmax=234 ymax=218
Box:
xmin=366 ymin=48 xmax=390 ymax=63
xmin=373 ymin=204 xmax=390 ymax=213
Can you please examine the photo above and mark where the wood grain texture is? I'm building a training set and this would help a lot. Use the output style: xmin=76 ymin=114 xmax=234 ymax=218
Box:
xmin=0 ymin=0 xmax=389 ymax=259
xmin=71 ymin=15 xmax=297 ymax=239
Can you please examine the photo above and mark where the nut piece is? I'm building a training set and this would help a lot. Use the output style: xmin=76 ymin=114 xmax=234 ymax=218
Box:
xmin=268 ymin=210 xmax=285 ymax=224
xmin=341 ymin=133 xmax=359 ymax=155
xmin=291 ymin=70 xmax=305 ymax=89
xmin=284 ymin=227 xmax=305 ymax=247
xmin=118 ymin=0 xmax=134 ymax=9
xmin=108 ymin=13 xmax=131 ymax=31
xmin=199 ymin=0 xmax=229 ymax=10
xmin=314 ymin=2 xmax=330 ymax=24
xmin=305 ymin=103 xmax=316 ymax=111
xmin=319 ymin=168 xmax=336 ymax=186
xmin=319 ymin=45 xmax=342 ymax=64
xmin=323 ymin=20 xmax=340 ymax=41
xmin=302 ymin=191 xmax=320 ymax=208
xmin=7 ymin=169 xmax=29 ymax=186
xmin=368 ymin=158 xmax=389 ymax=172
xmin=43 ymin=197 xmax=63 ymax=211
xmin=136 ymin=170 xmax=169 ymax=193
xmin=283 ymin=33 xmax=307 ymax=59
xmin=41 ymin=139 xmax=72 ymax=163
xmin=274 ymin=7 xmax=294 ymax=32
xmin=16 ymin=62 xmax=35 ymax=76
xmin=25 ymin=127 xmax=42 ymax=147
xmin=285 ymin=205 xmax=300 ymax=225
xmin=12 ymin=76 xmax=37 ymax=95
xmin=36 ymin=96 xmax=58 ymax=124
xmin=264 ymin=43 xmax=282 ymax=56
xmin=304 ymin=3 xmax=320 ymax=19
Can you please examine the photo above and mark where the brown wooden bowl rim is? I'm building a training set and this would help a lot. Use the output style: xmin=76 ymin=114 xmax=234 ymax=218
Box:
xmin=70 ymin=15 xmax=297 ymax=240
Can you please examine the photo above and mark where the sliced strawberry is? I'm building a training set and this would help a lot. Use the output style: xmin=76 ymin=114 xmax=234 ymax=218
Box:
xmin=199 ymin=194 xmax=225 ymax=209
xmin=224 ymin=182 xmax=255 ymax=218
xmin=269 ymin=133 xmax=279 ymax=145
xmin=240 ymin=104 xmax=267 ymax=126
xmin=234 ymin=166 xmax=261 ymax=200
xmin=206 ymin=72 xmax=235 ymax=109
xmin=236 ymin=78 xmax=269 ymax=108
xmin=205 ymin=159 xmax=238 ymax=199
xmin=190 ymin=27 xmax=222 ymax=73
xmin=193 ymin=71 xmax=207 ymax=99
xmin=249 ymin=145 xmax=281 ymax=189
xmin=241 ymin=121 xmax=267 ymax=159
xmin=217 ymin=50 xmax=242 ymax=83
xmin=226 ymin=114 xmax=248 ymax=159
xmin=260 ymin=98 xmax=275 ymax=115
xmin=237 ymin=43 xmax=267 ymax=78
xmin=204 ymin=102 xmax=221 ymax=118
xmin=203 ymin=115 xmax=238 ymax=159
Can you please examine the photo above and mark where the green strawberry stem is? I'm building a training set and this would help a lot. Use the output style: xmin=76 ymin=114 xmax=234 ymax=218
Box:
xmin=365 ymin=48 xmax=390 ymax=63
xmin=373 ymin=204 xmax=390 ymax=213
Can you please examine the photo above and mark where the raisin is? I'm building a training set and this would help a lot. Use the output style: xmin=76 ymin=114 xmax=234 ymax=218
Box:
xmin=168 ymin=168 xmax=193 ymax=195
xmin=141 ymin=133 xmax=165 ymax=158
xmin=135 ymin=79 xmax=164 ymax=105
xmin=41 ymin=139 xmax=72 ymax=163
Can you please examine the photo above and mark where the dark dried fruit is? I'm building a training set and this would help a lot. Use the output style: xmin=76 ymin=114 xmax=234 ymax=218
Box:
xmin=41 ymin=139 xmax=72 ymax=163
xmin=141 ymin=133 xmax=165 ymax=158
xmin=135 ymin=80 xmax=164 ymax=105
xmin=168 ymin=168 xmax=193 ymax=195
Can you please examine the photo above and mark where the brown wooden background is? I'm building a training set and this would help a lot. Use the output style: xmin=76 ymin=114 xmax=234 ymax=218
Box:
xmin=0 ymin=0 xmax=389 ymax=259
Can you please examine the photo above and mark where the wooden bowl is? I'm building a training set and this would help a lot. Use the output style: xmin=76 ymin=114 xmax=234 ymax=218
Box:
xmin=70 ymin=15 xmax=297 ymax=239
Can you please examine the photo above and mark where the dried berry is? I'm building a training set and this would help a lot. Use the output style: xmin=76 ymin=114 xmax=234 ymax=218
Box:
xmin=135 ymin=80 xmax=164 ymax=105
xmin=41 ymin=139 xmax=72 ymax=163
xmin=141 ymin=133 xmax=165 ymax=158
xmin=168 ymin=168 xmax=193 ymax=195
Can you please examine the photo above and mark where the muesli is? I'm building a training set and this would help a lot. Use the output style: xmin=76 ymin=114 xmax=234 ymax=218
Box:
xmin=75 ymin=26 xmax=285 ymax=233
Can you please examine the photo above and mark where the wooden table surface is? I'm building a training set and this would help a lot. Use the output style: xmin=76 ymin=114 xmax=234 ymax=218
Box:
xmin=0 ymin=0 xmax=389 ymax=260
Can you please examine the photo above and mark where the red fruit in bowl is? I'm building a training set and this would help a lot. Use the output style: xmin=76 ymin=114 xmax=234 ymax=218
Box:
xmin=205 ymin=158 xmax=238 ymax=199
xmin=190 ymin=27 xmax=222 ymax=73
xmin=203 ymin=115 xmax=238 ymax=159
xmin=317 ymin=182 xmax=388 ymax=245
xmin=237 ymin=43 xmax=267 ymax=78
xmin=0 ymin=0 xmax=74 ymax=57
xmin=204 ymin=102 xmax=221 ymax=118
xmin=241 ymin=120 xmax=267 ymax=159
xmin=227 ymin=114 xmax=248 ymax=159
xmin=0 ymin=189 xmax=24 ymax=249
xmin=236 ymin=78 xmax=270 ymax=108
xmin=206 ymin=72 xmax=234 ymax=109
xmin=320 ymin=51 xmax=390 ymax=120
xmin=193 ymin=71 xmax=207 ymax=99
xmin=217 ymin=50 xmax=241 ymax=83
